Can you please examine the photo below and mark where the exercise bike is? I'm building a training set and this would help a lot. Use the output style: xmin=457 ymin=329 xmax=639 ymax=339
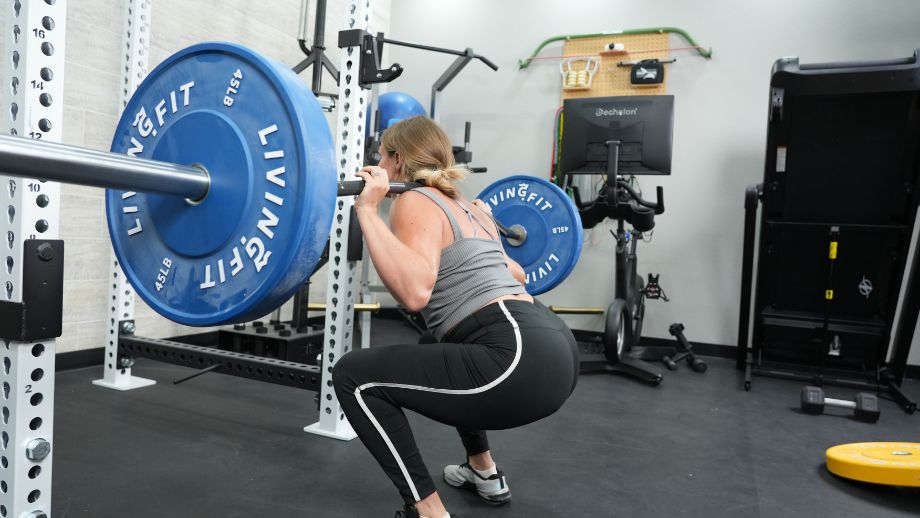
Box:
xmin=570 ymin=139 xmax=668 ymax=384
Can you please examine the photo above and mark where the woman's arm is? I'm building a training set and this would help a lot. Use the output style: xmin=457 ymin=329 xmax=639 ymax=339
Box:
xmin=354 ymin=169 xmax=441 ymax=311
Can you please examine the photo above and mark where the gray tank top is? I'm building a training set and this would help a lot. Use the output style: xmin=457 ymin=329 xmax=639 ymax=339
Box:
xmin=412 ymin=188 xmax=527 ymax=340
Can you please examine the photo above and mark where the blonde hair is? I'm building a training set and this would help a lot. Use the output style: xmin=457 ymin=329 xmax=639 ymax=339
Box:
xmin=379 ymin=116 xmax=468 ymax=198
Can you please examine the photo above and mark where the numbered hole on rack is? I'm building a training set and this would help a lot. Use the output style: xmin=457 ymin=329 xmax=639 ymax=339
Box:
xmin=39 ymin=93 xmax=52 ymax=107
xmin=35 ymin=219 xmax=48 ymax=233
xmin=35 ymin=195 xmax=48 ymax=208
xmin=31 ymin=344 xmax=44 ymax=357
xmin=41 ymin=16 xmax=54 ymax=31
xmin=37 ymin=119 xmax=51 ymax=133
xmin=27 ymin=489 xmax=39 ymax=503
xmin=40 ymin=42 xmax=53 ymax=57
xmin=40 ymin=67 xmax=53 ymax=81
xmin=28 ymin=417 xmax=41 ymax=430
xmin=30 ymin=368 xmax=43 ymax=382
xmin=28 ymin=466 xmax=40 ymax=479
xmin=30 ymin=393 xmax=42 ymax=407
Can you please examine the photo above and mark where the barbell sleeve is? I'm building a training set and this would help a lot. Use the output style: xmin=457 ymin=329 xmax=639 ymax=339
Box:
xmin=0 ymin=134 xmax=210 ymax=200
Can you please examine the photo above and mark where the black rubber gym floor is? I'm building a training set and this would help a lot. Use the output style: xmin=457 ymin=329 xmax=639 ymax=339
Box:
xmin=53 ymin=318 xmax=919 ymax=517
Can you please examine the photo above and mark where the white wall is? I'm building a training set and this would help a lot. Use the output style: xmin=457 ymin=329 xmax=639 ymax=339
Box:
xmin=388 ymin=0 xmax=920 ymax=365
xmin=1 ymin=0 xmax=390 ymax=353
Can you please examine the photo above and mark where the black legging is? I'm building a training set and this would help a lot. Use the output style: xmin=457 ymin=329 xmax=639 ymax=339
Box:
xmin=332 ymin=299 xmax=579 ymax=503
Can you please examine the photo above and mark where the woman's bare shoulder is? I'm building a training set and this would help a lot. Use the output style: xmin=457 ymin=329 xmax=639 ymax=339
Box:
xmin=391 ymin=190 xmax=443 ymax=229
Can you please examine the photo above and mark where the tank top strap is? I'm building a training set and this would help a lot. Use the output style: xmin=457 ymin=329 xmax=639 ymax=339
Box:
xmin=411 ymin=187 xmax=464 ymax=240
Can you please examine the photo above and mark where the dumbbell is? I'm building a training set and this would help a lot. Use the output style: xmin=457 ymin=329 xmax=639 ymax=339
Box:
xmin=800 ymin=386 xmax=880 ymax=423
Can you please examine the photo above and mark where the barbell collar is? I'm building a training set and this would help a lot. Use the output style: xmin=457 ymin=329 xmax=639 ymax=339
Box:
xmin=0 ymin=134 xmax=210 ymax=200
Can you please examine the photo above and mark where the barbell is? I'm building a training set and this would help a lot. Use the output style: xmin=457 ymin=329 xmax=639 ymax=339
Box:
xmin=0 ymin=42 xmax=582 ymax=326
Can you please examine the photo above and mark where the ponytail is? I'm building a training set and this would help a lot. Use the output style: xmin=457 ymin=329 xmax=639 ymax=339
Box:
xmin=409 ymin=166 xmax=469 ymax=198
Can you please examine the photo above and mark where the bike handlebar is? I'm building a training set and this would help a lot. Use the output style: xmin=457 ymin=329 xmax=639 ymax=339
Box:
xmin=616 ymin=180 xmax=665 ymax=215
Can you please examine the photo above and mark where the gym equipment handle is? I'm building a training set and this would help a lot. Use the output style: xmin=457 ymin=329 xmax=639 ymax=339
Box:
xmin=617 ymin=180 xmax=665 ymax=215
xmin=824 ymin=397 xmax=858 ymax=410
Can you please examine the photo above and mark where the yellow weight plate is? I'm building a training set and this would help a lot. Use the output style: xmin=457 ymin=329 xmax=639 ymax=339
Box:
xmin=826 ymin=442 xmax=920 ymax=487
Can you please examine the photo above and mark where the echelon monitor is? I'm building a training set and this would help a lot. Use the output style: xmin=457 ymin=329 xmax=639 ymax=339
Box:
xmin=560 ymin=95 xmax=674 ymax=176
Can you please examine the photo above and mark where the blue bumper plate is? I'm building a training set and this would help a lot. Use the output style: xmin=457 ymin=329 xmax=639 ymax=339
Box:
xmin=478 ymin=175 xmax=583 ymax=295
xmin=108 ymin=42 xmax=336 ymax=326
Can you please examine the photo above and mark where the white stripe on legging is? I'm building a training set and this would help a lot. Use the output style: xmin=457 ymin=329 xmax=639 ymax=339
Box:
xmin=353 ymin=300 xmax=523 ymax=502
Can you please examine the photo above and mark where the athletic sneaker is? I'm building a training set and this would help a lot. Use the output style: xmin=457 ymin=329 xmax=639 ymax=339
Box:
xmin=393 ymin=502 xmax=461 ymax=518
xmin=443 ymin=462 xmax=512 ymax=505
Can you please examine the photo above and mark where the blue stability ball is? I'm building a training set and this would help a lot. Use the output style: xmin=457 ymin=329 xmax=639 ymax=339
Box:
xmin=376 ymin=91 xmax=427 ymax=130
